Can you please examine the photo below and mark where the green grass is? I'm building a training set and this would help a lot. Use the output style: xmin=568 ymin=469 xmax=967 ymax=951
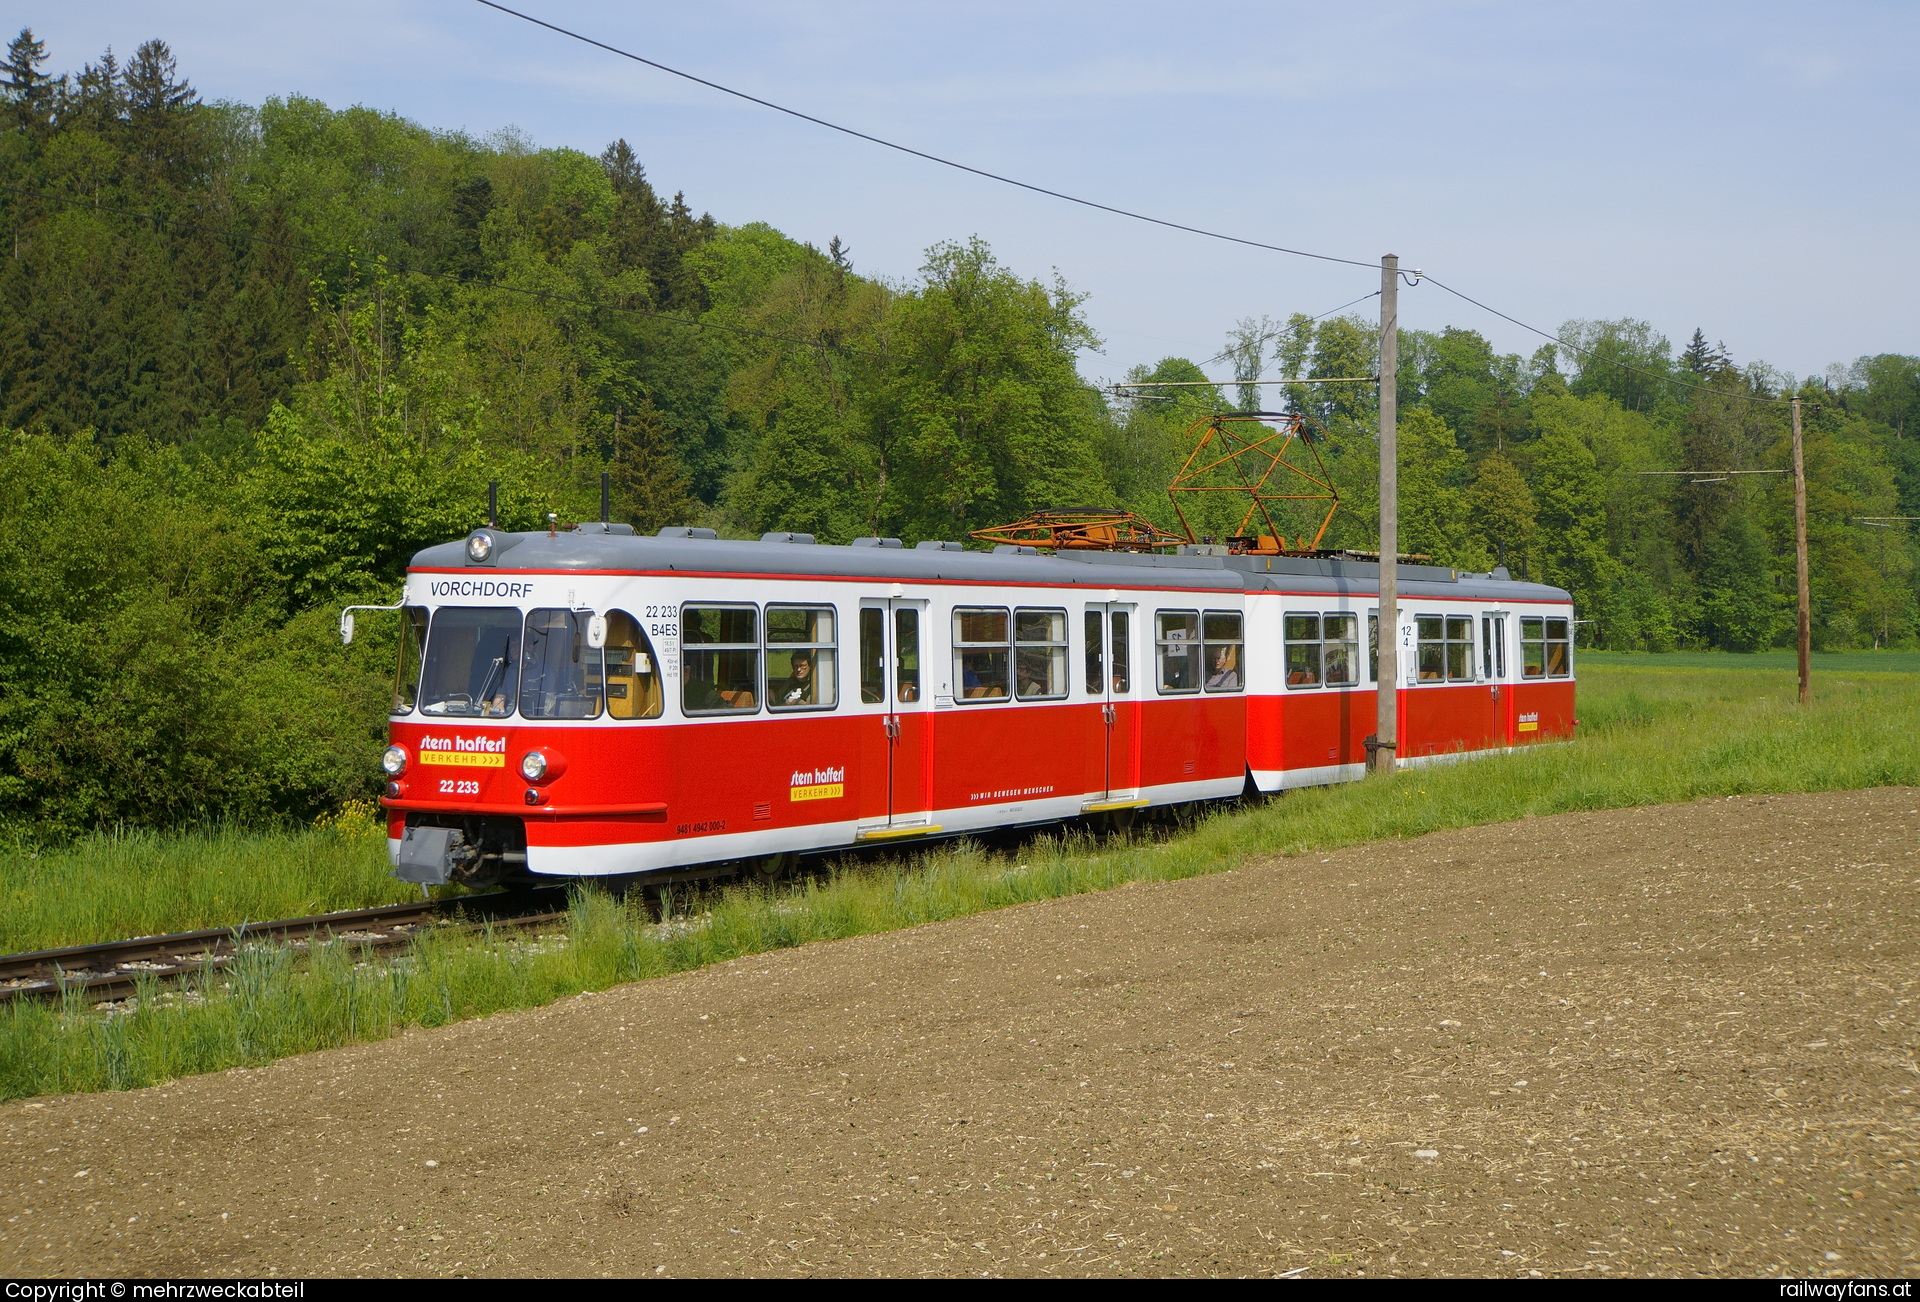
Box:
xmin=5 ymin=658 xmax=1918 ymax=1102
xmin=1581 ymin=648 xmax=1920 ymax=674
xmin=0 ymin=806 xmax=415 ymax=956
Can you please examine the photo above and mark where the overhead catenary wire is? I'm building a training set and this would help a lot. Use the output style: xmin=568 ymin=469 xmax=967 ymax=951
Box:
xmin=477 ymin=3 xmax=1807 ymax=415
xmin=471 ymin=0 xmax=1379 ymax=273
xmin=1421 ymin=273 xmax=1792 ymax=408
xmin=1109 ymin=377 xmax=1378 ymax=389
xmin=1198 ymin=290 xmax=1383 ymax=368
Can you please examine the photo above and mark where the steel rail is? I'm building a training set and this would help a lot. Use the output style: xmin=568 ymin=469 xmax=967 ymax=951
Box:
xmin=0 ymin=890 xmax=576 ymax=1006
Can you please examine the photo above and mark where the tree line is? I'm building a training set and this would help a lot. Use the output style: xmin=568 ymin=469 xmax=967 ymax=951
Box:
xmin=2 ymin=28 xmax=1916 ymax=835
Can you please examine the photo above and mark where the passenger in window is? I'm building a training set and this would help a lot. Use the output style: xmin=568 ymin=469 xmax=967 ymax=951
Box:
xmin=683 ymin=674 xmax=725 ymax=713
xmin=1016 ymin=654 xmax=1048 ymax=697
xmin=774 ymin=651 xmax=816 ymax=707
xmin=1013 ymin=656 xmax=1044 ymax=699
xmin=1206 ymin=645 xmax=1240 ymax=691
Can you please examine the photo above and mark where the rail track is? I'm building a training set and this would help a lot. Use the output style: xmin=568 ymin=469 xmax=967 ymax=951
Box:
xmin=0 ymin=889 xmax=575 ymax=1007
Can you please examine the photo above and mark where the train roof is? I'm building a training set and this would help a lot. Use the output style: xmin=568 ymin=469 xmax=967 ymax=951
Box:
xmin=409 ymin=527 xmax=1573 ymax=605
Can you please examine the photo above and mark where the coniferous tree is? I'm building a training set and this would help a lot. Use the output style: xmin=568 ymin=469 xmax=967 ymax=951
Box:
xmin=1465 ymin=451 xmax=1539 ymax=576
xmin=1680 ymin=328 xmax=1736 ymax=379
xmin=64 ymin=47 xmax=123 ymax=133
xmin=1698 ymin=512 xmax=1782 ymax=651
xmin=610 ymin=402 xmax=698 ymax=533
xmin=1 ymin=28 xmax=56 ymax=134
xmin=121 ymin=39 xmax=199 ymax=186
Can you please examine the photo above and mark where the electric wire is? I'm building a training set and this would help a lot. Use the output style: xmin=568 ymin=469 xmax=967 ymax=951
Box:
xmin=1199 ymin=290 xmax=1383 ymax=368
xmin=470 ymin=0 xmax=1379 ymax=272
xmin=479 ymin=2 xmax=1807 ymax=413
xmin=1420 ymin=273 xmax=1790 ymax=407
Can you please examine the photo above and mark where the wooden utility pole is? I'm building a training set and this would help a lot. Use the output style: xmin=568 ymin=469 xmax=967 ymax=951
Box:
xmin=1792 ymin=395 xmax=1811 ymax=705
xmin=1370 ymin=254 xmax=1399 ymax=774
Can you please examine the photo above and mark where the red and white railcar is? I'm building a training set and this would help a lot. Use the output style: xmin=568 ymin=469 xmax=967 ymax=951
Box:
xmin=369 ymin=525 xmax=1575 ymax=886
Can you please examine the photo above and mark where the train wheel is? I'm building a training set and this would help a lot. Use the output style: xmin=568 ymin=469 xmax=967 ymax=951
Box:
xmin=1091 ymin=807 xmax=1138 ymax=838
xmin=750 ymin=851 xmax=797 ymax=883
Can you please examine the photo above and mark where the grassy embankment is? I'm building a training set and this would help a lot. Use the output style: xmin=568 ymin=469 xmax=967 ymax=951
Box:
xmin=0 ymin=809 xmax=415 ymax=957
xmin=3 ymin=656 xmax=1915 ymax=1101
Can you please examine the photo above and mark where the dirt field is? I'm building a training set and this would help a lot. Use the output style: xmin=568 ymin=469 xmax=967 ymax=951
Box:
xmin=3 ymin=790 xmax=1917 ymax=1278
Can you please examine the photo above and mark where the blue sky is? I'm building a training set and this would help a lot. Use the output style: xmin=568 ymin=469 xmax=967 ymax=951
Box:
xmin=21 ymin=1 xmax=1918 ymax=383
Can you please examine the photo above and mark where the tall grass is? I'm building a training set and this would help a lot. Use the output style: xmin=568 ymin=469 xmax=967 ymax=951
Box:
xmin=0 ymin=804 xmax=410 ymax=955
xmin=4 ymin=661 xmax=1915 ymax=1102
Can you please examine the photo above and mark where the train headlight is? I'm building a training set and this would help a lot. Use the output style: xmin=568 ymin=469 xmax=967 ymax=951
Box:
xmin=381 ymin=744 xmax=408 ymax=776
xmin=520 ymin=750 xmax=549 ymax=782
xmin=466 ymin=532 xmax=494 ymax=563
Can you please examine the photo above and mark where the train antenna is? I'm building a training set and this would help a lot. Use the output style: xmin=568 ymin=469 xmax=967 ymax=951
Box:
xmin=601 ymin=470 xmax=611 ymax=524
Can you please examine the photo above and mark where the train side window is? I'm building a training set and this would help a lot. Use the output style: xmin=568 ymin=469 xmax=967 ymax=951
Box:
xmin=1156 ymin=610 xmax=1201 ymax=693
xmin=954 ymin=607 xmax=1011 ymax=701
xmin=859 ymin=608 xmax=885 ymax=703
xmin=1546 ymin=616 xmax=1572 ymax=677
xmin=520 ymin=608 xmax=604 ymax=719
xmin=1521 ymin=616 xmax=1572 ymax=678
xmin=391 ymin=605 xmax=428 ymax=715
xmin=1284 ymin=613 xmax=1321 ymax=688
xmin=1084 ymin=610 xmax=1104 ymax=695
xmin=1414 ymin=615 xmax=1447 ymax=682
xmin=767 ymin=605 xmax=838 ymax=711
xmin=1368 ymin=612 xmax=1378 ymax=682
xmin=1482 ymin=615 xmax=1506 ymax=679
xmin=1445 ymin=615 xmax=1475 ymax=682
xmin=1323 ymin=612 xmax=1359 ymax=686
xmin=895 ymin=608 xmax=921 ymax=703
xmin=1202 ymin=610 xmax=1243 ymax=692
xmin=682 ymin=604 xmax=760 ymax=714
xmin=1521 ymin=617 xmax=1545 ymax=677
xmin=1014 ymin=608 xmax=1068 ymax=700
xmin=1110 ymin=610 xmax=1131 ymax=693
xmin=419 ymin=606 xmax=521 ymax=718
xmin=603 ymin=611 xmax=663 ymax=719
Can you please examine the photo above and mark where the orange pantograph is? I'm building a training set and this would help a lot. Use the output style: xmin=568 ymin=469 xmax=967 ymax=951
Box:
xmin=968 ymin=509 xmax=1188 ymax=553
xmin=968 ymin=412 xmax=1341 ymax=557
xmin=1166 ymin=412 xmax=1339 ymax=555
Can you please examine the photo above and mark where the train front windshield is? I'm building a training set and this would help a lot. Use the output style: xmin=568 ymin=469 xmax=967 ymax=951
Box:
xmin=418 ymin=607 xmax=522 ymax=718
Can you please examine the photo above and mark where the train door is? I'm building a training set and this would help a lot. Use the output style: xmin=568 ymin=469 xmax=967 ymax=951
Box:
xmin=1482 ymin=612 xmax=1510 ymax=747
xmin=1083 ymin=603 xmax=1141 ymax=804
xmin=857 ymin=599 xmax=933 ymax=829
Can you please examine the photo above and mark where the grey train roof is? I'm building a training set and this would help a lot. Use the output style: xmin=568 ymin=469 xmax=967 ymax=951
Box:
xmin=411 ymin=527 xmax=1573 ymax=605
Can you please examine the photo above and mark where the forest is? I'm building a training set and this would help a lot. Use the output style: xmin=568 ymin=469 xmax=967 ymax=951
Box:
xmin=3 ymin=28 xmax=1919 ymax=836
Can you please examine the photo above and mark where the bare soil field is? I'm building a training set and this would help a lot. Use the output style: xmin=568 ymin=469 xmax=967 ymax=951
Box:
xmin=3 ymin=790 xmax=1917 ymax=1278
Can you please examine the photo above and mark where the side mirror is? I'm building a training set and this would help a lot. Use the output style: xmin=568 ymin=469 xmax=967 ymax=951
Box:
xmin=586 ymin=614 xmax=607 ymax=649
xmin=339 ymin=611 xmax=355 ymax=645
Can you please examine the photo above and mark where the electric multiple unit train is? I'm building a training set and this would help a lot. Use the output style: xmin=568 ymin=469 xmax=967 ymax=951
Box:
xmin=361 ymin=524 xmax=1576 ymax=887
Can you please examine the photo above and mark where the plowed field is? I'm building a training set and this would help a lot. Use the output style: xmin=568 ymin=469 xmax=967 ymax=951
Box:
xmin=4 ymin=790 xmax=1917 ymax=1278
